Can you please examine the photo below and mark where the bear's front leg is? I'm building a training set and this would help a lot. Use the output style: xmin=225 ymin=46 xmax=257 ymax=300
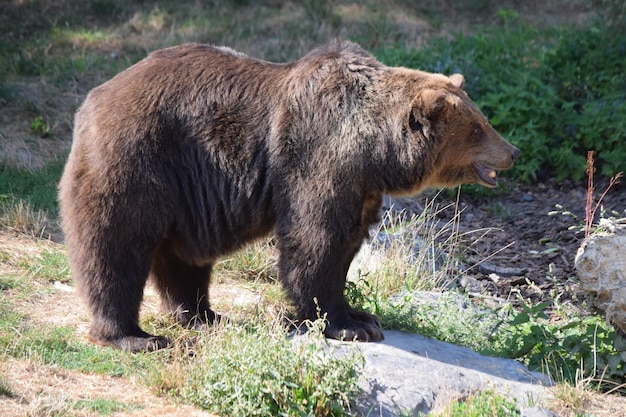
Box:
xmin=277 ymin=218 xmax=384 ymax=342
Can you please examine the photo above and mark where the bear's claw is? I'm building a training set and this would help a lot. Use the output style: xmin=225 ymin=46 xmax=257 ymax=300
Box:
xmin=324 ymin=309 xmax=384 ymax=342
xmin=90 ymin=334 xmax=171 ymax=352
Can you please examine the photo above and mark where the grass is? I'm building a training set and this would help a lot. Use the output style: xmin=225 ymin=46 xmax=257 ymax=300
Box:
xmin=0 ymin=196 xmax=49 ymax=238
xmin=0 ymin=160 xmax=64 ymax=213
xmin=7 ymin=1 xmax=584 ymax=175
xmin=0 ymin=160 xmax=63 ymax=239
xmin=0 ymin=374 xmax=14 ymax=398
xmin=347 ymin=192 xmax=469 ymax=297
xmin=73 ymin=398 xmax=143 ymax=415
xmin=0 ymin=300 xmax=145 ymax=376
xmin=146 ymin=319 xmax=363 ymax=417
xmin=2 ymin=206 xmax=625 ymax=414
xmin=436 ymin=390 xmax=519 ymax=417
xmin=21 ymin=247 xmax=71 ymax=283
xmin=0 ymin=237 xmax=362 ymax=415
xmin=0 ymin=281 xmax=363 ymax=416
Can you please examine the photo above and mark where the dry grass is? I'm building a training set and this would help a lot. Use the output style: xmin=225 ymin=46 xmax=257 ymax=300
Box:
xmin=0 ymin=358 xmax=217 ymax=417
xmin=349 ymin=189 xmax=499 ymax=298
xmin=548 ymin=377 xmax=626 ymax=417
xmin=0 ymin=198 xmax=50 ymax=238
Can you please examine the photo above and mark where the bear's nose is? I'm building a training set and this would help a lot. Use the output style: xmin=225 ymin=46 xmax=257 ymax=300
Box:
xmin=512 ymin=147 xmax=521 ymax=161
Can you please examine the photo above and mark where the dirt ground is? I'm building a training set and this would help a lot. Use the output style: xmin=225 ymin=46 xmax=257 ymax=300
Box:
xmin=0 ymin=358 xmax=217 ymax=417
xmin=439 ymin=177 xmax=626 ymax=306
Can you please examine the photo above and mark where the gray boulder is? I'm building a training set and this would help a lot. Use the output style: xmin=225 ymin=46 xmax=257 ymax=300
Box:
xmin=575 ymin=219 xmax=626 ymax=335
xmin=330 ymin=330 xmax=553 ymax=416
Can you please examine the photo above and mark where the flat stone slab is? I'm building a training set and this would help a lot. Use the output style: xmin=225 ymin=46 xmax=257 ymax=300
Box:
xmin=328 ymin=330 xmax=552 ymax=416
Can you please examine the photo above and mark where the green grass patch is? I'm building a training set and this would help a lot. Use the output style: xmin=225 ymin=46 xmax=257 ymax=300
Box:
xmin=0 ymin=298 xmax=155 ymax=377
xmin=22 ymin=247 xmax=71 ymax=283
xmin=0 ymin=374 xmax=14 ymax=398
xmin=438 ymin=390 xmax=519 ymax=417
xmin=0 ymin=159 xmax=64 ymax=213
xmin=1 ymin=323 xmax=144 ymax=376
xmin=73 ymin=398 xmax=143 ymax=415
xmin=0 ymin=274 xmax=23 ymax=291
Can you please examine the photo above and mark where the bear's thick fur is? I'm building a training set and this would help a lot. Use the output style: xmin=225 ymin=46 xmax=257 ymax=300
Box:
xmin=59 ymin=41 xmax=520 ymax=351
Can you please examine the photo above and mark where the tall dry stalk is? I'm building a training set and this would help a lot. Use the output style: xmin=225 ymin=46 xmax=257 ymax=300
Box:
xmin=584 ymin=150 xmax=623 ymax=237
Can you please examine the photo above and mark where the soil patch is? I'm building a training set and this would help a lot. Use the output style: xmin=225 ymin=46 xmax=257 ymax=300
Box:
xmin=435 ymin=178 xmax=626 ymax=308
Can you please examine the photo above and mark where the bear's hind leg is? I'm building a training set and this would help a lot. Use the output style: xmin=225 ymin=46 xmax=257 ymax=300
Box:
xmin=150 ymin=247 xmax=217 ymax=328
xmin=81 ymin=252 xmax=170 ymax=352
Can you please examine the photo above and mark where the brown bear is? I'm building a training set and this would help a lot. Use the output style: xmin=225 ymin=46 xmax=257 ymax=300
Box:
xmin=59 ymin=41 xmax=520 ymax=351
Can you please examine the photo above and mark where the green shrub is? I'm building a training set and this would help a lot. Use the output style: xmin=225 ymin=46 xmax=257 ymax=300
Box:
xmin=156 ymin=319 xmax=363 ymax=417
xmin=353 ymin=282 xmax=624 ymax=389
xmin=377 ymin=12 xmax=626 ymax=182
xmin=487 ymin=299 xmax=625 ymax=386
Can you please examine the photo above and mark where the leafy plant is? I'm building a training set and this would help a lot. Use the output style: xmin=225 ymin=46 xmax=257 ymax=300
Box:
xmin=150 ymin=318 xmax=363 ymax=417
xmin=379 ymin=290 xmax=508 ymax=354
xmin=487 ymin=298 xmax=624 ymax=387
xmin=439 ymin=390 xmax=519 ymax=417
xmin=29 ymin=115 xmax=51 ymax=138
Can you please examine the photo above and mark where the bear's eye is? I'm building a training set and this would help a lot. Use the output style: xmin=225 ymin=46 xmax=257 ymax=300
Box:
xmin=469 ymin=124 xmax=483 ymax=141
xmin=409 ymin=112 xmax=422 ymax=132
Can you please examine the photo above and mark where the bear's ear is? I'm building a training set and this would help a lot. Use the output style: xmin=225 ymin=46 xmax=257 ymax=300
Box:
xmin=408 ymin=110 xmax=423 ymax=132
xmin=421 ymin=89 xmax=448 ymax=117
xmin=410 ymin=89 xmax=447 ymax=137
xmin=408 ymin=106 xmax=431 ymax=138
xmin=449 ymin=73 xmax=465 ymax=89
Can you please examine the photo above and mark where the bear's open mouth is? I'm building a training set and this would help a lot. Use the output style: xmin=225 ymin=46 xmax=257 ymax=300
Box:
xmin=474 ymin=163 xmax=498 ymax=187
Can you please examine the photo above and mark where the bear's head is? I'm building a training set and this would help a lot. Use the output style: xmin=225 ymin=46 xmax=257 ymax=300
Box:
xmin=410 ymin=73 xmax=520 ymax=190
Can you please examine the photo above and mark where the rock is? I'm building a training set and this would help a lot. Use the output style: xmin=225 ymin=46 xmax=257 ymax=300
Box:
xmin=327 ymin=330 xmax=551 ymax=416
xmin=388 ymin=290 xmax=498 ymax=325
xmin=575 ymin=219 xmax=626 ymax=334
xmin=348 ymin=227 xmax=451 ymax=281
xmin=519 ymin=406 xmax=559 ymax=417
xmin=479 ymin=261 xmax=527 ymax=277
xmin=458 ymin=274 xmax=484 ymax=294
xmin=382 ymin=195 xmax=425 ymax=220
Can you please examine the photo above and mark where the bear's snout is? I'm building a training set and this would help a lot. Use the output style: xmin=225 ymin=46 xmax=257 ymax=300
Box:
xmin=512 ymin=147 xmax=521 ymax=161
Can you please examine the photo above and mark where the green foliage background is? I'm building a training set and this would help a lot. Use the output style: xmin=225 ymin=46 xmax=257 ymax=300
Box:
xmin=378 ymin=11 xmax=626 ymax=182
